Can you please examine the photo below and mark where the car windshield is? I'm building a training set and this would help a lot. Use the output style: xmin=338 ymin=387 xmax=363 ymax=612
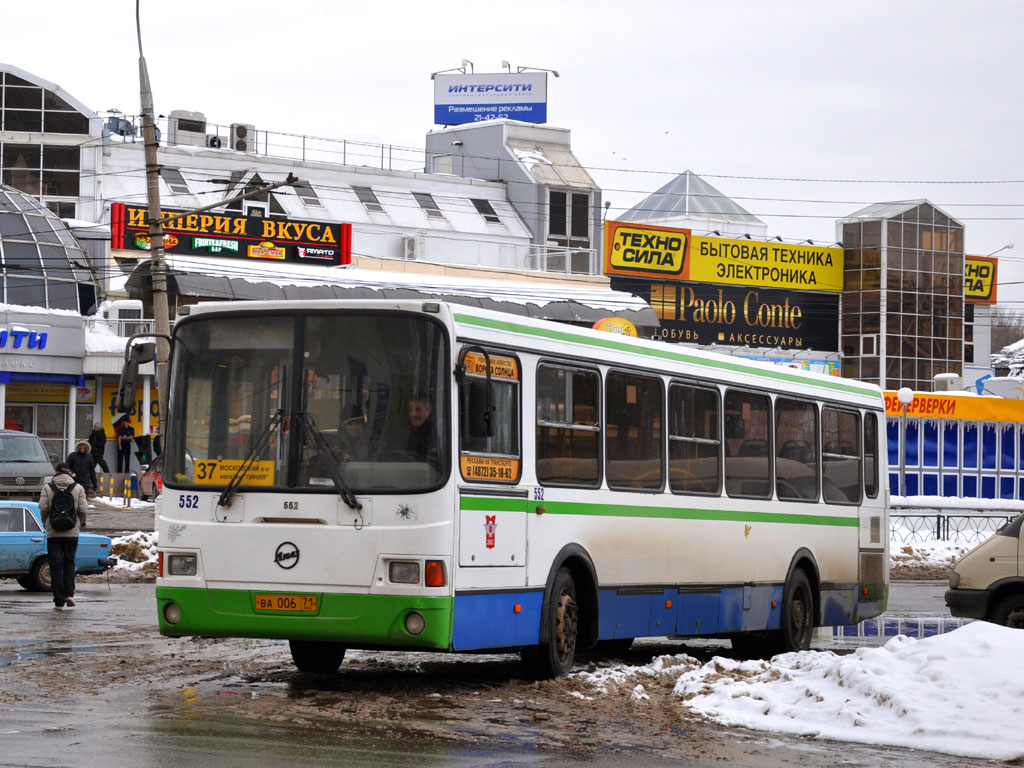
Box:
xmin=165 ymin=310 xmax=448 ymax=493
xmin=0 ymin=435 xmax=50 ymax=463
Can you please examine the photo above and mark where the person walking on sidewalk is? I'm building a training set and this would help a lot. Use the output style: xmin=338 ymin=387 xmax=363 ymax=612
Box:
xmin=39 ymin=462 xmax=88 ymax=610
xmin=88 ymin=424 xmax=110 ymax=473
xmin=67 ymin=440 xmax=98 ymax=496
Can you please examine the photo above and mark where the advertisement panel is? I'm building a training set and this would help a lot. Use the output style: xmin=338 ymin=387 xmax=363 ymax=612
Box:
xmin=884 ymin=391 xmax=1024 ymax=423
xmin=603 ymin=221 xmax=844 ymax=292
xmin=434 ymin=73 xmax=547 ymax=125
xmin=964 ymin=255 xmax=997 ymax=304
xmin=628 ymin=280 xmax=839 ymax=351
xmin=110 ymin=203 xmax=352 ymax=266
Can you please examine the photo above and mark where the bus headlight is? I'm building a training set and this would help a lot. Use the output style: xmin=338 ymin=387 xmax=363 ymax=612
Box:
xmin=167 ymin=554 xmax=197 ymax=576
xmin=389 ymin=561 xmax=420 ymax=584
xmin=405 ymin=611 xmax=426 ymax=635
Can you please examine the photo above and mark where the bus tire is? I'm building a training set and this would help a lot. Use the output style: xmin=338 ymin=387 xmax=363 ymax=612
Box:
xmin=991 ymin=594 xmax=1024 ymax=629
xmin=775 ymin=568 xmax=814 ymax=653
xmin=521 ymin=567 xmax=578 ymax=678
xmin=289 ymin=640 xmax=346 ymax=673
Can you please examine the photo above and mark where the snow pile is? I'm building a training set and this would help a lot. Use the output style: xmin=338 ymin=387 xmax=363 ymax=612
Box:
xmin=110 ymin=530 xmax=158 ymax=572
xmin=574 ymin=622 xmax=1024 ymax=761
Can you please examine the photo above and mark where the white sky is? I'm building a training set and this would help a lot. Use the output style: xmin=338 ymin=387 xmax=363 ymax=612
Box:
xmin=7 ymin=1 xmax=1024 ymax=305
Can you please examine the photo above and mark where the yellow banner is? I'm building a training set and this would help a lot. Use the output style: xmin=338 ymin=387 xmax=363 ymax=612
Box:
xmin=463 ymin=352 xmax=520 ymax=380
xmin=6 ymin=379 xmax=96 ymax=404
xmin=965 ymin=255 xmax=997 ymax=304
xmin=101 ymin=384 xmax=160 ymax=439
xmin=884 ymin=391 xmax=1024 ymax=423
xmin=688 ymin=236 xmax=844 ymax=292
xmin=193 ymin=459 xmax=276 ymax=486
xmin=603 ymin=221 xmax=688 ymax=277
xmin=460 ymin=455 xmax=520 ymax=483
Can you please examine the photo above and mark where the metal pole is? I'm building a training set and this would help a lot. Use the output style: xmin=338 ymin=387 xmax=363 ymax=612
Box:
xmin=900 ymin=404 xmax=907 ymax=497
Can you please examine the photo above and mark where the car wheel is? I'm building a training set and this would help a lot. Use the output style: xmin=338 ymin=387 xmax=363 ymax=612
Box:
xmin=288 ymin=640 xmax=346 ymax=673
xmin=24 ymin=558 xmax=52 ymax=592
xmin=991 ymin=594 xmax=1024 ymax=629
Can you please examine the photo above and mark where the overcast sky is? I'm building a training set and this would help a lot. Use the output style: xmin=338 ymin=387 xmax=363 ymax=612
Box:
xmin=7 ymin=1 xmax=1024 ymax=305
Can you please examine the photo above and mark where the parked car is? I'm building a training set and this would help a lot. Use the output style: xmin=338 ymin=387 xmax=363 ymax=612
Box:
xmin=139 ymin=455 xmax=162 ymax=501
xmin=0 ymin=430 xmax=56 ymax=499
xmin=0 ymin=500 xmax=117 ymax=591
xmin=945 ymin=512 xmax=1024 ymax=629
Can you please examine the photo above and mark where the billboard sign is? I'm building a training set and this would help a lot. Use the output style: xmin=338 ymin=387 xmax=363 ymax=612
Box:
xmin=604 ymin=221 xmax=844 ymax=292
xmin=434 ymin=73 xmax=547 ymax=125
xmin=965 ymin=255 xmax=997 ymax=304
xmin=110 ymin=203 xmax=352 ymax=266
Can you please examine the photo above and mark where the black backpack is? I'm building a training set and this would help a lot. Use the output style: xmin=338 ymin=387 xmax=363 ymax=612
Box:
xmin=48 ymin=481 xmax=79 ymax=532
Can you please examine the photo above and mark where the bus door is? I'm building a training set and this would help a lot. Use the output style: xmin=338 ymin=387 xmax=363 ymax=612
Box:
xmin=456 ymin=348 xmax=525 ymax=573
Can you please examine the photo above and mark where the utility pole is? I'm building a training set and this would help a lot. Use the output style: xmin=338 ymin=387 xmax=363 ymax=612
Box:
xmin=136 ymin=0 xmax=171 ymax=428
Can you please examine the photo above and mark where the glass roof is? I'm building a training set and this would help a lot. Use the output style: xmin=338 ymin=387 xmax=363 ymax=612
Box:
xmin=0 ymin=183 xmax=93 ymax=311
xmin=617 ymin=170 xmax=763 ymax=226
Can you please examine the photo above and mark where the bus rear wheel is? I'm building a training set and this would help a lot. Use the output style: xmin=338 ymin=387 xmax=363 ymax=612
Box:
xmin=775 ymin=568 xmax=814 ymax=653
xmin=289 ymin=640 xmax=346 ymax=673
xmin=521 ymin=567 xmax=578 ymax=678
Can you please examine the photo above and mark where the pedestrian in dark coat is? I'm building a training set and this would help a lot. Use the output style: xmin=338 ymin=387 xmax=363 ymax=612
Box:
xmin=88 ymin=424 xmax=110 ymax=473
xmin=39 ymin=463 xmax=88 ymax=610
xmin=66 ymin=440 xmax=97 ymax=495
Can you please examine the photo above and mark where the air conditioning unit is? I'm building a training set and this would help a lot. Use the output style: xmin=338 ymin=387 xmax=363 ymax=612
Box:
xmin=230 ymin=123 xmax=256 ymax=152
xmin=402 ymin=234 xmax=425 ymax=261
xmin=167 ymin=110 xmax=208 ymax=147
xmin=103 ymin=299 xmax=147 ymax=337
xmin=933 ymin=373 xmax=963 ymax=392
xmin=205 ymin=134 xmax=223 ymax=149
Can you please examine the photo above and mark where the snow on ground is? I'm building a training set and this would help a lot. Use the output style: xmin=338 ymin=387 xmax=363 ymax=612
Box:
xmin=574 ymin=622 xmax=1024 ymax=761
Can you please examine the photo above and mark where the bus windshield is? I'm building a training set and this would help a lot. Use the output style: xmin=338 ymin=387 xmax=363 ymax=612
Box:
xmin=165 ymin=311 xmax=447 ymax=493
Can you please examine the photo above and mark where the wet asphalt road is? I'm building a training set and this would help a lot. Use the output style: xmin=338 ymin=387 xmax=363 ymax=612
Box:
xmin=0 ymin=579 xmax=992 ymax=768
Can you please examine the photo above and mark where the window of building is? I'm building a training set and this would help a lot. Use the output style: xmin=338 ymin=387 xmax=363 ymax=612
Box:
xmin=353 ymin=186 xmax=385 ymax=213
xmin=413 ymin=191 xmax=445 ymax=220
xmin=669 ymin=383 xmax=721 ymax=495
xmin=775 ymin=398 xmax=819 ymax=501
xmin=160 ymin=167 xmax=190 ymax=196
xmin=605 ymin=371 xmax=662 ymax=490
xmin=548 ymin=190 xmax=590 ymax=246
xmin=433 ymin=154 xmax=452 ymax=174
xmin=471 ymin=198 xmax=501 ymax=224
xmin=1 ymin=73 xmax=88 ymax=135
xmin=536 ymin=364 xmax=600 ymax=487
xmin=293 ymin=180 xmax=322 ymax=207
xmin=1 ymin=142 xmax=80 ymax=201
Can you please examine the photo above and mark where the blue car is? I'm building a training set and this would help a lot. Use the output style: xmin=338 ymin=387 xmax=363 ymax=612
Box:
xmin=0 ymin=501 xmax=117 ymax=591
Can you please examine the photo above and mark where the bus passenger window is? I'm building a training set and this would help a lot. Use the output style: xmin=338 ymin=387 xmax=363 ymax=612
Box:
xmin=458 ymin=350 xmax=521 ymax=483
xmin=822 ymin=407 xmax=862 ymax=504
xmin=605 ymin=372 xmax=663 ymax=491
xmin=669 ymin=384 xmax=721 ymax=495
xmin=724 ymin=390 xmax=771 ymax=499
xmin=775 ymin=398 xmax=819 ymax=502
xmin=536 ymin=365 xmax=600 ymax=487
xmin=864 ymin=412 xmax=879 ymax=498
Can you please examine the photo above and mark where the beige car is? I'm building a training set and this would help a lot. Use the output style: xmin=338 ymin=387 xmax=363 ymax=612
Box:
xmin=945 ymin=514 xmax=1024 ymax=629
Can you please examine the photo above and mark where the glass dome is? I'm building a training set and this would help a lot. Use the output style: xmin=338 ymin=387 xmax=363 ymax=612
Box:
xmin=0 ymin=182 xmax=94 ymax=312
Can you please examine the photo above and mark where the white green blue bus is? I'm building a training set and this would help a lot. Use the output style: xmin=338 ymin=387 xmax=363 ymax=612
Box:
xmin=144 ymin=299 xmax=888 ymax=677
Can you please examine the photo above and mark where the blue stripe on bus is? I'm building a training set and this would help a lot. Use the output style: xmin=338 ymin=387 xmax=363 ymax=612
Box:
xmin=452 ymin=591 xmax=543 ymax=651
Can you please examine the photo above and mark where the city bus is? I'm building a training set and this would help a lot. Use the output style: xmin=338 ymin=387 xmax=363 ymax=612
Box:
xmin=136 ymin=299 xmax=888 ymax=677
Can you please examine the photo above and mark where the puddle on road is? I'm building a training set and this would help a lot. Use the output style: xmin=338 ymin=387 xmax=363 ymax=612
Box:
xmin=0 ymin=644 xmax=104 ymax=667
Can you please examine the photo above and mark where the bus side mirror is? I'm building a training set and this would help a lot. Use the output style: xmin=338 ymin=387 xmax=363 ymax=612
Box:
xmin=117 ymin=342 xmax=157 ymax=413
xmin=468 ymin=379 xmax=494 ymax=438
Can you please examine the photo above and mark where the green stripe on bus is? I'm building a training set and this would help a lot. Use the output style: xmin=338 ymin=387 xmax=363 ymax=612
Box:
xmin=461 ymin=496 xmax=859 ymax=527
xmin=156 ymin=586 xmax=453 ymax=648
xmin=453 ymin=312 xmax=877 ymax=399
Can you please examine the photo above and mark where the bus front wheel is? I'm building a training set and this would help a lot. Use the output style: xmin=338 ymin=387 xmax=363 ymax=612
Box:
xmin=521 ymin=567 xmax=578 ymax=678
xmin=289 ymin=640 xmax=346 ymax=673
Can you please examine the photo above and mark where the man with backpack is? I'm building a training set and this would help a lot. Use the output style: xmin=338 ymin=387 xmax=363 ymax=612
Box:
xmin=39 ymin=462 xmax=88 ymax=610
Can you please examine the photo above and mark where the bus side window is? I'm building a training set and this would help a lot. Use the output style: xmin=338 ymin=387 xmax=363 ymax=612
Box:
xmin=724 ymin=390 xmax=772 ymax=499
xmin=668 ymin=383 xmax=721 ymax=495
xmin=536 ymin=364 xmax=600 ymax=487
xmin=775 ymin=398 xmax=819 ymax=502
xmin=606 ymin=371 xmax=663 ymax=491
xmin=822 ymin=407 xmax=862 ymax=504
xmin=864 ymin=412 xmax=879 ymax=498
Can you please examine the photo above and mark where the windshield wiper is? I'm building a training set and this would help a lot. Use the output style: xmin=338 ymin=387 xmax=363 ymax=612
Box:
xmin=298 ymin=413 xmax=362 ymax=511
xmin=217 ymin=409 xmax=284 ymax=510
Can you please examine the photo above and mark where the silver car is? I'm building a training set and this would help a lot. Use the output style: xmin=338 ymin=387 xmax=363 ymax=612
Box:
xmin=0 ymin=430 xmax=55 ymax=499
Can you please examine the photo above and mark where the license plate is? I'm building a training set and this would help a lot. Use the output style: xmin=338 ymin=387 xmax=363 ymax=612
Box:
xmin=253 ymin=593 xmax=319 ymax=612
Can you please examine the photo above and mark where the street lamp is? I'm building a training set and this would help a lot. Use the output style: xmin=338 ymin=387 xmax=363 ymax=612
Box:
xmin=897 ymin=387 xmax=914 ymax=497
xmin=986 ymin=243 xmax=1014 ymax=257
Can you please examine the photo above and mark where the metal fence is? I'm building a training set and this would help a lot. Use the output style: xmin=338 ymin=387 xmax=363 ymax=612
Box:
xmin=890 ymin=512 xmax=1016 ymax=544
